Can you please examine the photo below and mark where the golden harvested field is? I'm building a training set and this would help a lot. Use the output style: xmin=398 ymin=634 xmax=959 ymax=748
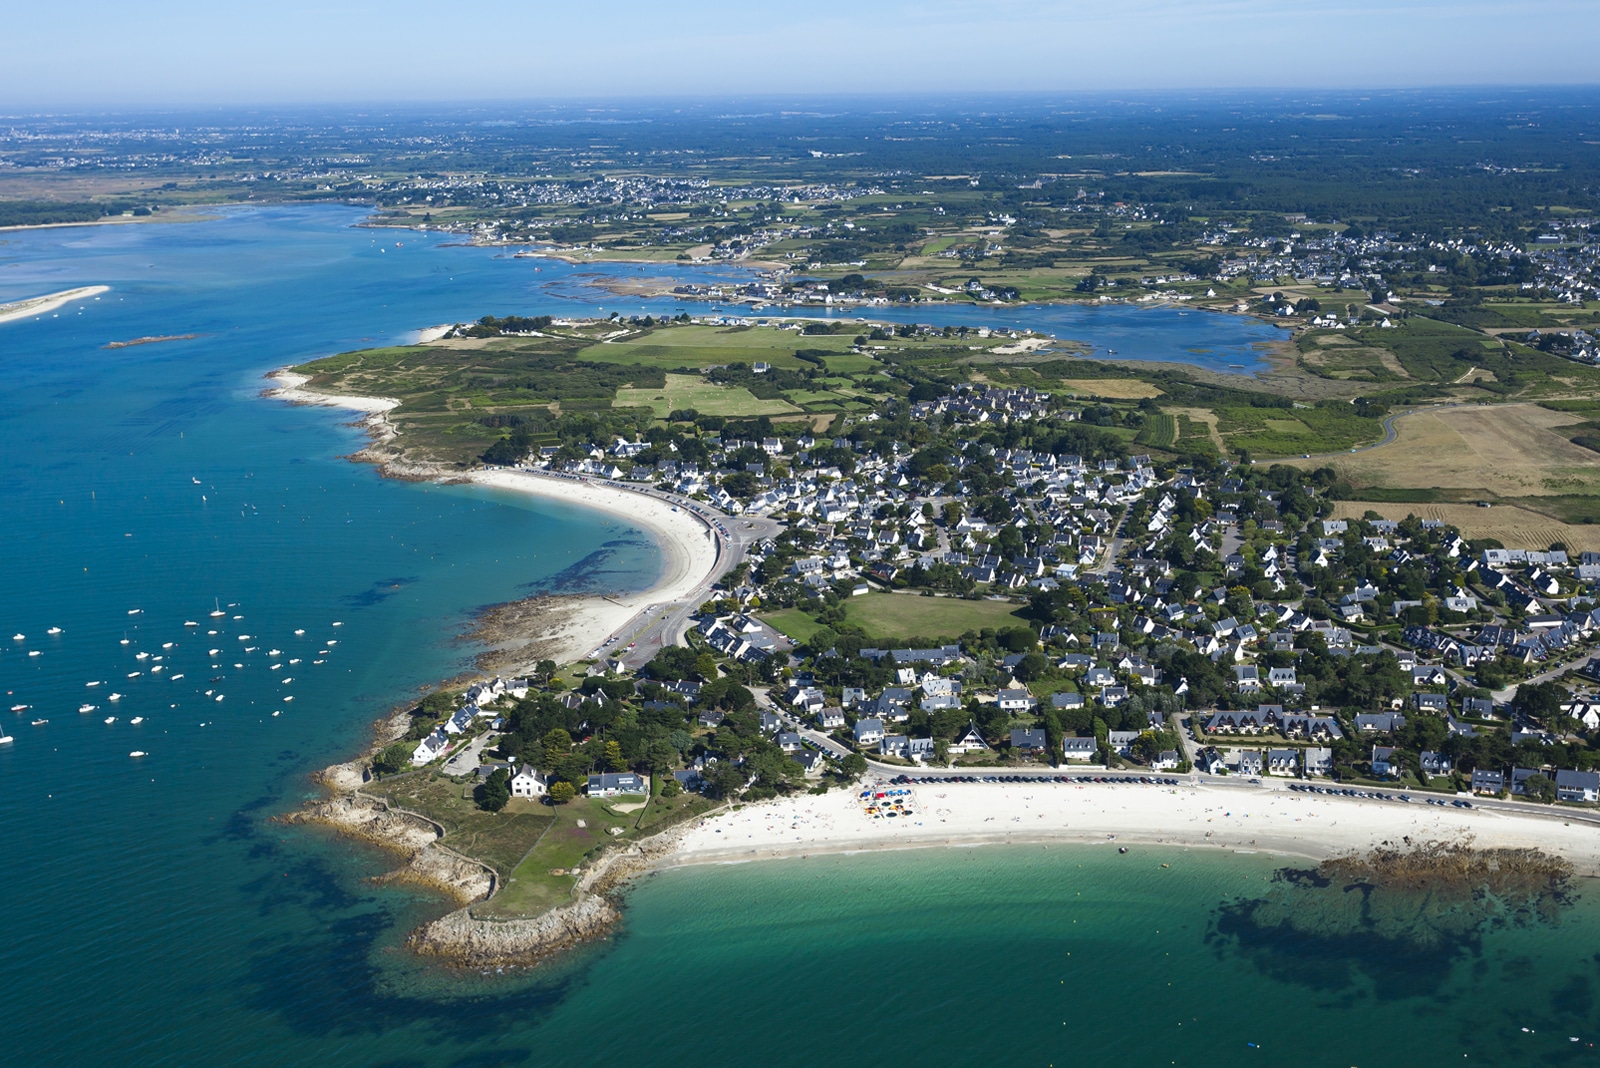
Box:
xmin=1294 ymin=404 xmax=1600 ymax=497
xmin=1054 ymin=378 xmax=1164 ymax=399
xmin=1330 ymin=501 xmax=1600 ymax=554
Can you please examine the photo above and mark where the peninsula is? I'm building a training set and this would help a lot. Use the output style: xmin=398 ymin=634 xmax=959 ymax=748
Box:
xmin=273 ymin=302 xmax=1600 ymax=969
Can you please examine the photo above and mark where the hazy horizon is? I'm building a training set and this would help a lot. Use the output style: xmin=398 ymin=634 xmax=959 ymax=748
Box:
xmin=5 ymin=0 xmax=1598 ymax=108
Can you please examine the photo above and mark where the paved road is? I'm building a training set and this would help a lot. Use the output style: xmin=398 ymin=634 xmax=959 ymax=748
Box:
xmin=549 ymin=479 xmax=785 ymax=670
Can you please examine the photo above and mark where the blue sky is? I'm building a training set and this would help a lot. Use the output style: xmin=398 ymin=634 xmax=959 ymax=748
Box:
xmin=4 ymin=0 xmax=1597 ymax=107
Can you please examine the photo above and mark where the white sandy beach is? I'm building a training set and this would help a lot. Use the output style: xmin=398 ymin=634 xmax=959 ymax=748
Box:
xmin=468 ymin=468 xmax=722 ymax=661
xmin=0 ymin=285 xmax=111 ymax=324
xmin=669 ymin=781 xmax=1600 ymax=875
xmin=263 ymin=368 xmax=725 ymax=664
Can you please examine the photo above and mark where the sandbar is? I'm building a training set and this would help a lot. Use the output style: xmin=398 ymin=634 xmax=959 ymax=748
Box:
xmin=0 ymin=285 xmax=111 ymax=324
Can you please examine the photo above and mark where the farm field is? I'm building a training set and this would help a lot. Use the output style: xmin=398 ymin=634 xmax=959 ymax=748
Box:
xmin=614 ymin=373 xmax=801 ymax=417
xmin=1329 ymin=501 xmax=1600 ymax=554
xmin=1299 ymin=403 xmax=1600 ymax=498
xmin=1055 ymin=378 xmax=1164 ymax=399
xmin=577 ymin=324 xmax=859 ymax=371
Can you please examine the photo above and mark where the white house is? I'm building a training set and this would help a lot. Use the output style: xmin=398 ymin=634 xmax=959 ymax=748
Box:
xmin=510 ymin=765 xmax=548 ymax=798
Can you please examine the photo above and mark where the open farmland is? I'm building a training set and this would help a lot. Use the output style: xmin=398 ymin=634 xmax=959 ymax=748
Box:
xmin=1054 ymin=378 xmax=1165 ymax=399
xmin=577 ymin=323 xmax=858 ymax=371
xmin=1329 ymin=501 xmax=1600 ymax=554
xmin=1298 ymin=403 xmax=1600 ymax=498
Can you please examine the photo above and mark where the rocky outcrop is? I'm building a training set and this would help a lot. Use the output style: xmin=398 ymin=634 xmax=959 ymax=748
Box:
xmin=403 ymin=818 xmax=705 ymax=968
xmin=283 ymin=794 xmax=496 ymax=905
xmin=409 ymin=893 xmax=621 ymax=968
xmin=284 ymin=793 xmax=440 ymax=854
xmin=376 ymin=845 xmax=496 ymax=905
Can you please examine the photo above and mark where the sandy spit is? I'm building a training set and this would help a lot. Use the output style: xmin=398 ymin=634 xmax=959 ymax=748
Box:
xmin=0 ymin=285 xmax=112 ymax=324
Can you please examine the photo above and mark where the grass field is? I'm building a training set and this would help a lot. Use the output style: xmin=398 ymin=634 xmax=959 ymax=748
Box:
xmin=1301 ymin=404 xmax=1600 ymax=498
xmin=614 ymin=373 xmax=802 ymax=417
xmin=477 ymin=789 xmax=714 ymax=918
xmin=476 ymin=795 xmax=618 ymax=917
xmin=1055 ymin=378 xmax=1164 ymax=399
xmin=579 ymin=324 xmax=858 ymax=371
xmin=363 ymin=773 xmax=552 ymax=879
xmin=763 ymin=592 xmax=1029 ymax=644
xmin=761 ymin=608 xmax=828 ymax=644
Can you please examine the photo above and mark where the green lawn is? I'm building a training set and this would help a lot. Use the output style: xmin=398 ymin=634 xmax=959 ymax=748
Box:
xmin=477 ymin=790 xmax=715 ymax=918
xmin=843 ymin=593 xmax=1029 ymax=641
xmin=762 ymin=608 xmax=828 ymax=644
xmin=477 ymin=796 xmax=619 ymax=917
xmin=362 ymin=772 xmax=553 ymax=879
xmin=614 ymin=373 xmax=802 ymax=417
xmin=763 ymin=593 xmax=1029 ymax=645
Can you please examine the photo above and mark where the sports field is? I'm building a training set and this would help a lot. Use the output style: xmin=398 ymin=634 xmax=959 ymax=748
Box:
xmin=765 ymin=593 xmax=1029 ymax=644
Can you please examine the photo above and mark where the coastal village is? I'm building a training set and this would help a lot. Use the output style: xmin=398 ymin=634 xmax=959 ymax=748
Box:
xmin=392 ymin=376 xmax=1600 ymax=815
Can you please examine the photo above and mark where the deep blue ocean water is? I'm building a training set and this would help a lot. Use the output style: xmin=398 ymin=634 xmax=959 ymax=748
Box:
xmin=2 ymin=207 xmax=1592 ymax=1068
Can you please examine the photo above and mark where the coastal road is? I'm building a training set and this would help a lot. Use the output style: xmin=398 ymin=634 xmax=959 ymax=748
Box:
xmin=558 ymin=479 xmax=783 ymax=671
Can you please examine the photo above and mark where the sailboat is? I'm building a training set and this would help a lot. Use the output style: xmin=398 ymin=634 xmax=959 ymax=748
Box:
xmin=0 ymin=731 xmax=12 ymax=745
xmin=210 ymin=599 xmax=226 ymax=618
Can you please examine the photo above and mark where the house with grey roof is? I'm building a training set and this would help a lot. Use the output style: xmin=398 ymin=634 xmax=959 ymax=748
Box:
xmin=1010 ymin=728 xmax=1048 ymax=753
xmin=1062 ymin=737 xmax=1098 ymax=762
xmin=1557 ymin=769 xmax=1600 ymax=802
xmin=853 ymin=718 xmax=885 ymax=746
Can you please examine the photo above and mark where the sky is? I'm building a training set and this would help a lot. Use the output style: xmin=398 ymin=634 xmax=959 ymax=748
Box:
xmin=3 ymin=0 xmax=1597 ymax=107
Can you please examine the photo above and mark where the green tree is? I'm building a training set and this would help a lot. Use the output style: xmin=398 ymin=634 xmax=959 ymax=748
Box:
xmin=1522 ymin=773 xmax=1557 ymax=804
xmin=604 ymin=739 xmax=627 ymax=771
xmin=548 ymin=780 xmax=576 ymax=804
xmin=542 ymin=727 xmax=573 ymax=767
xmin=475 ymin=768 xmax=511 ymax=812
xmin=660 ymin=776 xmax=682 ymax=799
xmin=840 ymin=752 xmax=868 ymax=778
xmin=696 ymin=652 xmax=720 ymax=680
xmin=372 ymin=741 xmax=413 ymax=776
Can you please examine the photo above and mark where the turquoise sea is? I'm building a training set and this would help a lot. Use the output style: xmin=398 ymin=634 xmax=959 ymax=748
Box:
xmin=2 ymin=207 xmax=1595 ymax=1067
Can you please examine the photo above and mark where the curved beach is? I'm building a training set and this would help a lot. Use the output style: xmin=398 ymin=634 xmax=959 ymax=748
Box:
xmin=264 ymin=369 xmax=726 ymax=664
xmin=468 ymin=467 xmax=723 ymax=662
xmin=666 ymin=780 xmax=1600 ymax=876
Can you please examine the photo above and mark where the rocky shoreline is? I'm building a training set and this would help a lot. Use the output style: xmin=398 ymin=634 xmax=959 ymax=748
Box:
xmin=286 ymin=701 xmax=710 ymax=970
xmin=408 ymin=819 xmax=699 ymax=968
